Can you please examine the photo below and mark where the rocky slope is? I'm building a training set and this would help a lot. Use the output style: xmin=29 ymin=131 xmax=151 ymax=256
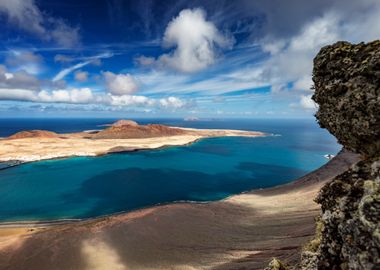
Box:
xmin=300 ymin=41 xmax=380 ymax=269
xmin=7 ymin=130 xmax=59 ymax=139
xmin=92 ymin=122 xmax=186 ymax=139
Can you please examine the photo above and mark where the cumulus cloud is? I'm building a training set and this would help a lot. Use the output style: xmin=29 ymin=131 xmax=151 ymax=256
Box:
xmin=137 ymin=8 xmax=232 ymax=73
xmin=159 ymin=97 xmax=186 ymax=108
xmin=0 ymin=65 xmax=40 ymax=90
xmin=134 ymin=56 xmax=155 ymax=66
xmin=103 ymin=72 xmax=139 ymax=95
xmin=74 ymin=71 xmax=88 ymax=82
xmin=0 ymin=85 xmax=189 ymax=111
xmin=0 ymin=0 xmax=80 ymax=47
xmin=0 ymin=88 xmax=93 ymax=104
xmin=107 ymin=94 xmax=155 ymax=107
xmin=37 ymin=88 xmax=94 ymax=104
xmin=0 ymin=88 xmax=39 ymax=102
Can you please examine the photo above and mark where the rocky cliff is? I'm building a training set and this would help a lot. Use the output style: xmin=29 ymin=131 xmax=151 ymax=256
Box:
xmin=304 ymin=41 xmax=380 ymax=269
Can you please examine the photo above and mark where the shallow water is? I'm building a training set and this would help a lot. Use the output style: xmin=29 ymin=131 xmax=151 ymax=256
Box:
xmin=0 ymin=118 xmax=340 ymax=222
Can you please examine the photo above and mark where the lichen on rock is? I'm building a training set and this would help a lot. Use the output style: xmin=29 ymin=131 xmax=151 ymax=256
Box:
xmin=264 ymin=258 xmax=291 ymax=270
xmin=303 ymin=40 xmax=380 ymax=270
xmin=312 ymin=40 xmax=380 ymax=157
xmin=316 ymin=159 xmax=380 ymax=269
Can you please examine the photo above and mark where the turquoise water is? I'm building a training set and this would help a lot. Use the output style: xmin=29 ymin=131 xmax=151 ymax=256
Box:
xmin=0 ymin=119 xmax=341 ymax=222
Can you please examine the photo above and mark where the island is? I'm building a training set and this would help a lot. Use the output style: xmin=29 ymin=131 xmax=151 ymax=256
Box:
xmin=0 ymin=120 xmax=267 ymax=164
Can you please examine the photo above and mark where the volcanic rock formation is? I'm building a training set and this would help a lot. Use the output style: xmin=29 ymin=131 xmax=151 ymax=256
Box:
xmin=303 ymin=40 xmax=380 ymax=269
xmin=92 ymin=121 xmax=186 ymax=139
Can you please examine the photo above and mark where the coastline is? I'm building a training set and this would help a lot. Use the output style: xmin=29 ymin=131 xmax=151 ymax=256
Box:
xmin=0 ymin=127 xmax=267 ymax=164
xmin=0 ymin=150 xmax=360 ymax=270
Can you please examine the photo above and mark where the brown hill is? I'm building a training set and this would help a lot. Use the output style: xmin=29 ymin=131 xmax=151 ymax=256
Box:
xmin=92 ymin=123 xmax=186 ymax=139
xmin=7 ymin=130 xmax=59 ymax=140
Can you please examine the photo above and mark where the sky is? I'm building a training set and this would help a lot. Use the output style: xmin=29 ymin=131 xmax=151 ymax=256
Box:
xmin=0 ymin=0 xmax=379 ymax=118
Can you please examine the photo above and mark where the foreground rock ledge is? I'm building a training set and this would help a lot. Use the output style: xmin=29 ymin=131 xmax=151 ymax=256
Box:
xmin=298 ymin=40 xmax=380 ymax=270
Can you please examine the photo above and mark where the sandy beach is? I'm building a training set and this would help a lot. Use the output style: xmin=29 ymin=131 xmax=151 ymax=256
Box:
xmin=0 ymin=150 xmax=359 ymax=270
xmin=0 ymin=127 xmax=266 ymax=163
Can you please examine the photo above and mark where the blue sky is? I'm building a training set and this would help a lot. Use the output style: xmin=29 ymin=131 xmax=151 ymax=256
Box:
xmin=0 ymin=0 xmax=379 ymax=118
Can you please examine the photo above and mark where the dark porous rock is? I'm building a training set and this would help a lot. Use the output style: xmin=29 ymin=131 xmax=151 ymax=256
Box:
xmin=315 ymin=158 xmax=380 ymax=269
xmin=300 ymin=251 xmax=318 ymax=270
xmin=312 ymin=40 xmax=380 ymax=157
xmin=303 ymin=40 xmax=380 ymax=270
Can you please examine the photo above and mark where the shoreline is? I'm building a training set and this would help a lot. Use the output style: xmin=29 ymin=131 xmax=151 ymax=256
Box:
xmin=0 ymin=127 xmax=268 ymax=164
xmin=0 ymin=150 xmax=360 ymax=269
xmin=0 ymin=137 xmax=204 ymax=170
xmin=0 ymin=148 xmax=354 ymax=228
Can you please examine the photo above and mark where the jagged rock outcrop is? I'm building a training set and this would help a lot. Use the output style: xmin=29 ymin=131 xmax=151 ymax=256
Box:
xmin=312 ymin=40 xmax=380 ymax=157
xmin=301 ymin=40 xmax=380 ymax=269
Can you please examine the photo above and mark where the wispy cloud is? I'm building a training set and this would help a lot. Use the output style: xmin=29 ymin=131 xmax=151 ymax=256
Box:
xmin=52 ymin=52 xmax=114 ymax=82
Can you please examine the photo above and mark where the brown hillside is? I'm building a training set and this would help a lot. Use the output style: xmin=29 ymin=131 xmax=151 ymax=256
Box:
xmin=92 ymin=123 xmax=186 ymax=139
xmin=7 ymin=130 xmax=59 ymax=140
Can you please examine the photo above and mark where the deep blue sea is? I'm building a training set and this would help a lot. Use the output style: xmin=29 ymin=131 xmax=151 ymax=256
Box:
xmin=0 ymin=118 xmax=340 ymax=222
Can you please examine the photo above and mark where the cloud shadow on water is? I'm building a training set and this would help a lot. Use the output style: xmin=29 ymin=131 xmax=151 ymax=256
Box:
xmin=62 ymin=163 xmax=307 ymax=219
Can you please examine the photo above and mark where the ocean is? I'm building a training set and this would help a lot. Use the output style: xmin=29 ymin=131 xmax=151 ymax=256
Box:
xmin=0 ymin=118 xmax=340 ymax=222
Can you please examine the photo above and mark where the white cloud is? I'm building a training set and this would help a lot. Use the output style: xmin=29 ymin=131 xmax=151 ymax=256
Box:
xmin=300 ymin=94 xmax=317 ymax=110
xmin=134 ymin=68 xmax=267 ymax=96
xmin=53 ymin=61 xmax=91 ymax=82
xmin=74 ymin=71 xmax=88 ymax=82
xmin=293 ymin=75 xmax=313 ymax=91
xmin=49 ymin=18 xmax=80 ymax=48
xmin=159 ymin=97 xmax=186 ymax=108
xmin=5 ymin=50 xmax=43 ymax=75
xmin=134 ymin=56 xmax=155 ymax=66
xmin=0 ymin=65 xmax=40 ymax=90
xmin=37 ymin=88 xmax=94 ymax=104
xmin=263 ymin=13 xmax=339 ymax=90
xmin=137 ymin=8 xmax=232 ymax=73
xmin=0 ymin=88 xmax=39 ymax=101
xmin=107 ymin=94 xmax=155 ymax=107
xmin=0 ymin=0 xmax=80 ymax=47
xmin=53 ymin=53 xmax=113 ymax=82
xmin=0 ymin=86 xmax=189 ymax=111
xmin=103 ymin=72 xmax=139 ymax=96
xmin=0 ymin=87 xmax=93 ymax=104
xmin=263 ymin=3 xmax=380 ymax=94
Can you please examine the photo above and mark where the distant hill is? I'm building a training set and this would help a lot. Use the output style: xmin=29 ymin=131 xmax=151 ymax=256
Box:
xmin=92 ymin=120 xmax=186 ymax=139
xmin=8 ymin=130 xmax=59 ymax=139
